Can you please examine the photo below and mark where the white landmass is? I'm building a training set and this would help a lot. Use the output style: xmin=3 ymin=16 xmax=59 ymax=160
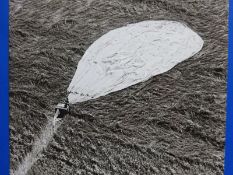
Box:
xmin=68 ymin=20 xmax=204 ymax=104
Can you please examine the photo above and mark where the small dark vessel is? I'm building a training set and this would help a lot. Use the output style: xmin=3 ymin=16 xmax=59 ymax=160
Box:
xmin=53 ymin=98 xmax=70 ymax=126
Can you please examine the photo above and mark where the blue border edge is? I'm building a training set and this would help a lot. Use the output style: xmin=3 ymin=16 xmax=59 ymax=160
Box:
xmin=0 ymin=0 xmax=9 ymax=174
xmin=224 ymin=0 xmax=233 ymax=174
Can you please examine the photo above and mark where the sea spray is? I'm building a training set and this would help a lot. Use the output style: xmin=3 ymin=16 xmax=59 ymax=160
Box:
xmin=12 ymin=118 xmax=62 ymax=175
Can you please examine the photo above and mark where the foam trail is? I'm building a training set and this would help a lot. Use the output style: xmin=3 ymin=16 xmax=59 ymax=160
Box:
xmin=12 ymin=118 xmax=61 ymax=175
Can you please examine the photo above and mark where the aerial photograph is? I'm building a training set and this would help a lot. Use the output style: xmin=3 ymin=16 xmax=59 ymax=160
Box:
xmin=10 ymin=0 xmax=228 ymax=174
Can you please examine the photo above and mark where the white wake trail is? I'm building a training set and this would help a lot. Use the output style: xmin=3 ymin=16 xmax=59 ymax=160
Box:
xmin=12 ymin=118 xmax=61 ymax=175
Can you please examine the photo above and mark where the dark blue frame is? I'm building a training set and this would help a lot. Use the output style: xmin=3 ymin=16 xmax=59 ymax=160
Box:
xmin=0 ymin=0 xmax=9 ymax=174
xmin=0 ymin=0 xmax=232 ymax=175
xmin=224 ymin=0 xmax=233 ymax=174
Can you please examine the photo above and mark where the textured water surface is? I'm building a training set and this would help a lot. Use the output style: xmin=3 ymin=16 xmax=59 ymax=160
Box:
xmin=10 ymin=0 xmax=228 ymax=174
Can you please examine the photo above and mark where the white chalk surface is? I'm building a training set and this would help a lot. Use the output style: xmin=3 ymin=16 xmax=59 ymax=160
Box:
xmin=68 ymin=20 xmax=204 ymax=104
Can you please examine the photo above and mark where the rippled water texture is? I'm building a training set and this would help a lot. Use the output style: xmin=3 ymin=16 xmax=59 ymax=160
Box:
xmin=10 ymin=0 xmax=228 ymax=174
